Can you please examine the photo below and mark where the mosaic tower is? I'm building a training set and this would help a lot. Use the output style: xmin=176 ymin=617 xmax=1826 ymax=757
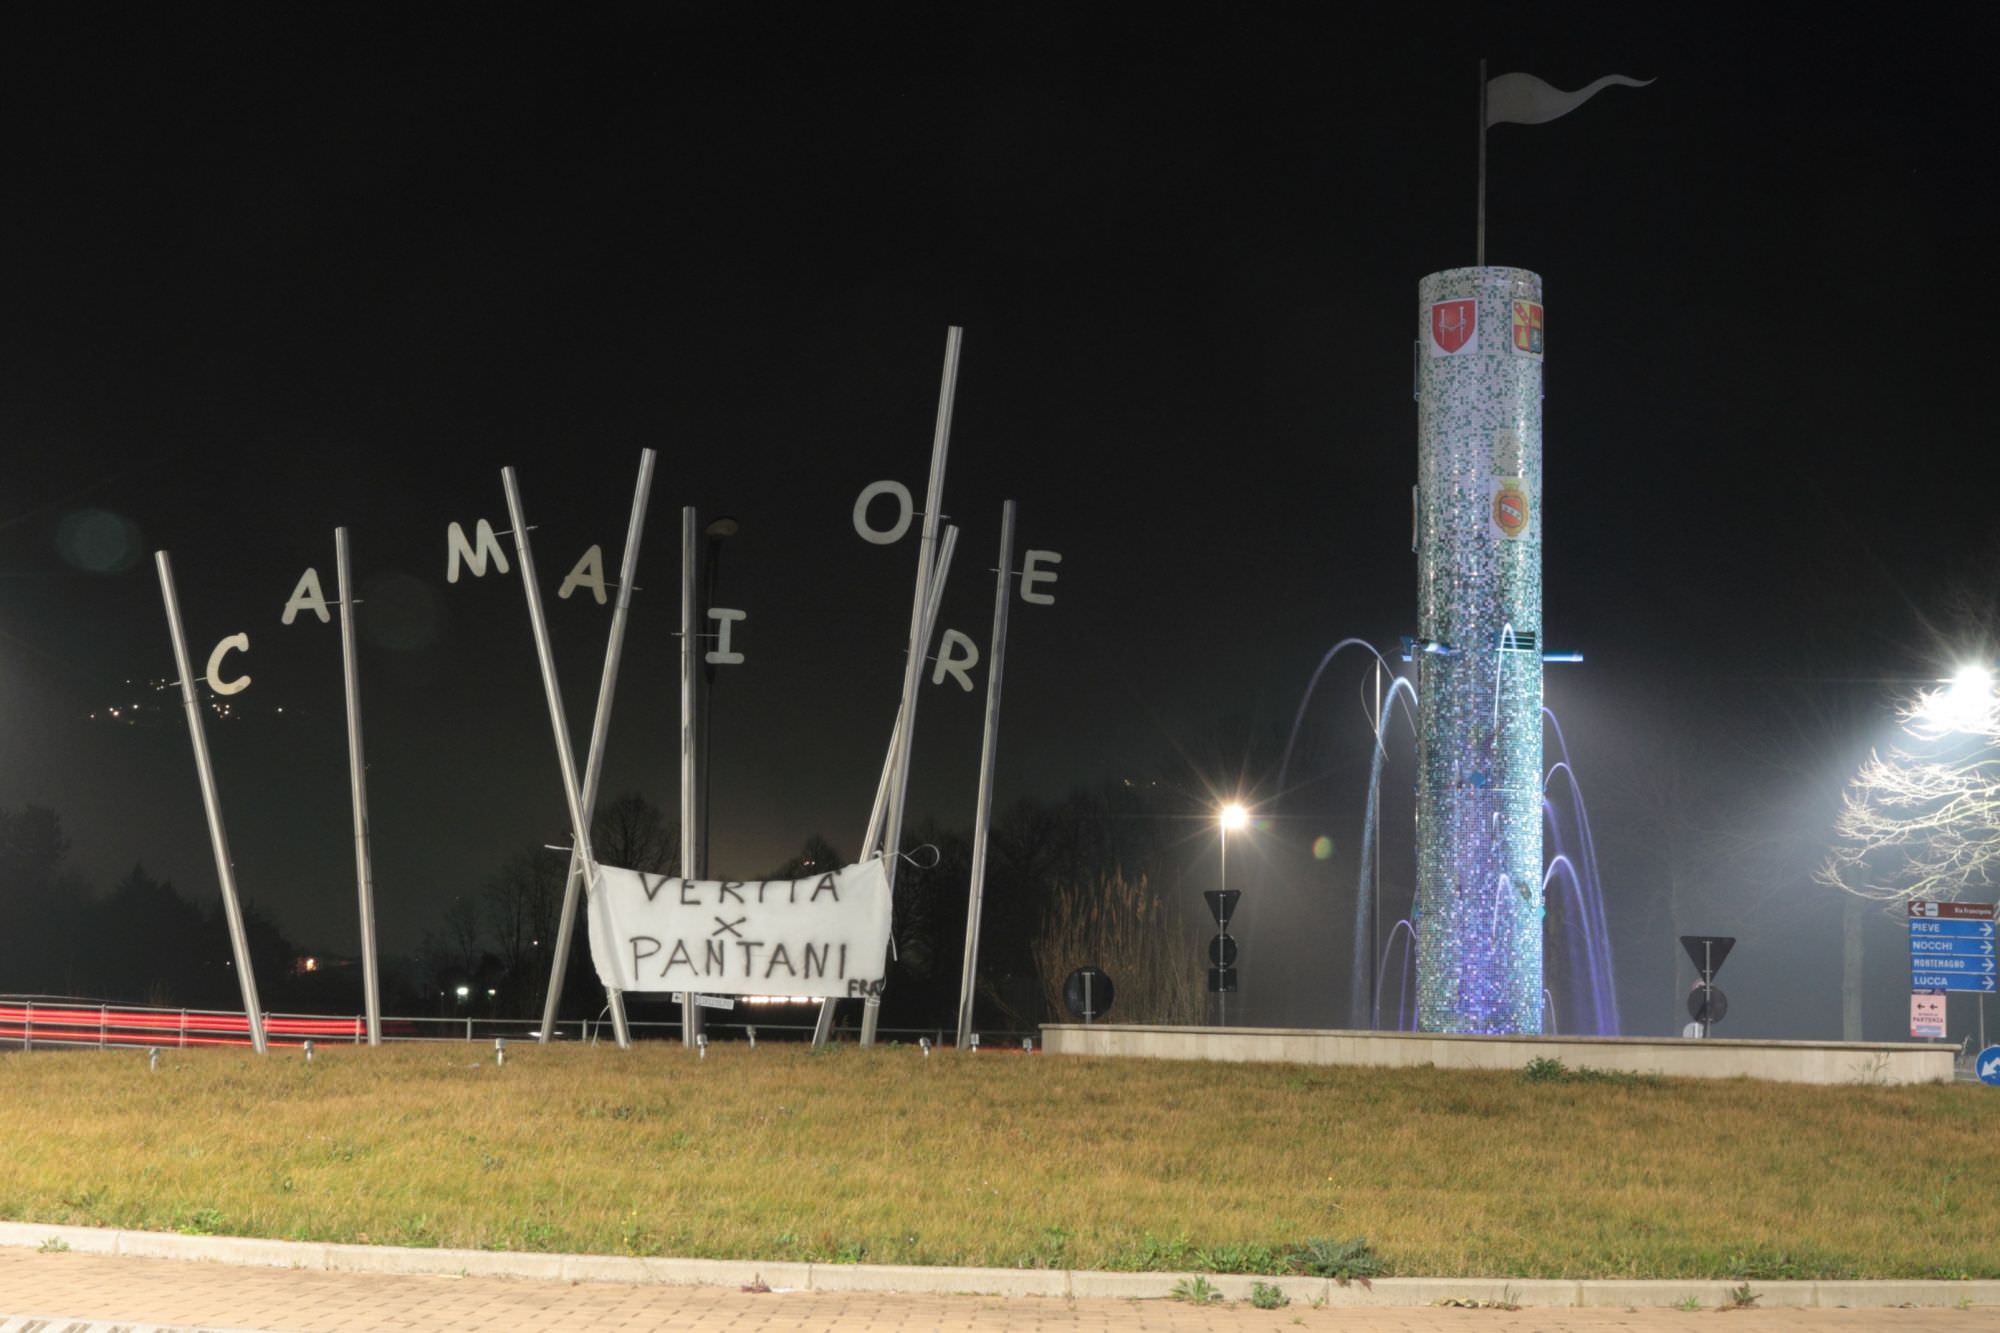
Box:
xmin=1413 ymin=265 xmax=1544 ymax=1035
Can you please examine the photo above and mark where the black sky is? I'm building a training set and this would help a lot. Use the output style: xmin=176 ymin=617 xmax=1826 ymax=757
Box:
xmin=3 ymin=5 xmax=1995 ymax=1039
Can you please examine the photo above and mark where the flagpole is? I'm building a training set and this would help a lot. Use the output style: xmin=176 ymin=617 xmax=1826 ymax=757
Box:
xmin=334 ymin=528 xmax=381 ymax=1046
xmin=537 ymin=450 xmax=655 ymax=1046
xmin=155 ymin=551 xmax=267 ymax=1055
xmin=501 ymin=466 xmax=630 ymax=1049
xmin=1476 ymin=57 xmax=1488 ymax=267
xmin=955 ymin=500 xmax=1015 ymax=1050
xmin=679 ymin=505 xmax=703 ymax=1048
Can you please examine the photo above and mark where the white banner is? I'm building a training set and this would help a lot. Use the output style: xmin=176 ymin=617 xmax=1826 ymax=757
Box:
xmin=587 ymin=859 xmax=892 ymax=999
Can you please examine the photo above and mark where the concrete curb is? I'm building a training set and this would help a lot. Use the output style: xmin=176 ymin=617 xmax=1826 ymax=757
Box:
xmin=1 ymin=1221 xmax=1995 ymax=1309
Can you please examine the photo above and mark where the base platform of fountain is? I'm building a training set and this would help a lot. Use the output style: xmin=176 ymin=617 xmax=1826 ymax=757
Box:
xmin=1038 ymin=1023 xmax=1952 ymax=1086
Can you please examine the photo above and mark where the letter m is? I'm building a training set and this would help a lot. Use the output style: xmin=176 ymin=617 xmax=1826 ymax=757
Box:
xmin=447 ymin=519 xmax=512 ymax=583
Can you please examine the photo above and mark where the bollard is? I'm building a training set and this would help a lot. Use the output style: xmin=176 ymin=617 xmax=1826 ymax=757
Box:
xmin=746 ymin=1026 xmax=757 ymax=1050
xmin=696 ymin=1033 xmax=708 ymax=1061
xmin=303 ymin=1040 xmax=314 ymax=1063
xmin=968 ymin=1033 xmax=979 ymax=1052
xmin=919 ymin=1037 xmax=931 ymax=1058
xmin=148 ymin=1047 xmax=160 ymax=1073
xmin=495 ymin=1038 xmax=506 ymax=1067
xmin=1022 ymin=1037 xmax=1034 ymax=1054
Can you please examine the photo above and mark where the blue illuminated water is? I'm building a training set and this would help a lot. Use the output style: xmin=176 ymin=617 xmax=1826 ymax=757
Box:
xmin=1279 ymin=643 xmax=1620 ymax=1035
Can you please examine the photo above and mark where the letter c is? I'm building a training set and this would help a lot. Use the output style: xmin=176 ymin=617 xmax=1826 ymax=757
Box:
xmin=206 ymin=632 xmax=251 ymax=695
xmin=852 ymin=480 xmax=914 ymax=545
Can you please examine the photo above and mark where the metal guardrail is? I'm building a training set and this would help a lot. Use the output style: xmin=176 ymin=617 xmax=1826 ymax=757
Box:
xmin=0 ymin=997 xmax=1034 ymax=1052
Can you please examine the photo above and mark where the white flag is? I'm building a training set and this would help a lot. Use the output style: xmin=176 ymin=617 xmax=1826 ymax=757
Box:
xmin=1486 ymin=72 xmax=1653 ymax=127
xmin=587 ymin=858 xmax=893 ymax=998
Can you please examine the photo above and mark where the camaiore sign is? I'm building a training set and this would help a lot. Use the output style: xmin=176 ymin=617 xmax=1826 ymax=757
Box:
xmin=587 ymin=859 xmax=892 ymax=998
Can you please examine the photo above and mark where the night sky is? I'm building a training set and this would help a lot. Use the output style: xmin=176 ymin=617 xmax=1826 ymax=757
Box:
xmin=3 ymin=5 xmax=1994 ymax=1039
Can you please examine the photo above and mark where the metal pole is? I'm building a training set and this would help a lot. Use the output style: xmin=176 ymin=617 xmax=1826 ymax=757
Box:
xmin=155 ymin=551 xmax=267 ymax=1055
xmin=1370 ymin=660 xmax=1382 ymax=1031
xmin=334 ymin=528 xmax=382 ymax=1046
xmin=538 ymin=450 xmax=656 ymax=1045
xmin=1219 ymin=823 xmax=1228 ymax=1028
xmin=679 ymin=506 xmax=702 ymax=1048
xmin=500 ymin=467 xmax=630 ymax=1049
xmin=859 ymin=328 xmax=962 ymax=1050
xmin=955 ymin=501 xmax=1015 ymax=1050
xmin=1476 ymin=57 xmax=1488 ymax=266
xmin=818 ymin=523 xmax=963 ymax=1043
xmin=1702 ymin=940 xmax=1713 ymax=1040
xmin=863 ymin=525 xmax=959 ymax=857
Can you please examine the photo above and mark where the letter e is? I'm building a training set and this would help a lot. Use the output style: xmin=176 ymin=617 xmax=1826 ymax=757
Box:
xmin=1020 ymin=550 xmax=1061 ymax=605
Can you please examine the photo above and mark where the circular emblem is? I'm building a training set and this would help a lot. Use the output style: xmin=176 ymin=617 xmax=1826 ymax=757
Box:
xmin=1492 ymin=481 xmax=1530 ymax=539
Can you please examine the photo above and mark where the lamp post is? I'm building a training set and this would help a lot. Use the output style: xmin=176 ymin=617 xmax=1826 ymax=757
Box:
xmin=1217 ymin=802 xmax=1248 ymax=1026
xmin=1911 ymin=663 xmax=1998 ymax=1055
xmin=698 ymin=516 xmax=738 ymax=879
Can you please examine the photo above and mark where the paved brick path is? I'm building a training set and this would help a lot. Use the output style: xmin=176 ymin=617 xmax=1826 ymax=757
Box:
xmin=4 ymin=1251 xmax=1999 ymax=1333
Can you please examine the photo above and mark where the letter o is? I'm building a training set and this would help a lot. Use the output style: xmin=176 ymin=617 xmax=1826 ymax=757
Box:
xmin=852 ymin=480 xmax=913 ymax=545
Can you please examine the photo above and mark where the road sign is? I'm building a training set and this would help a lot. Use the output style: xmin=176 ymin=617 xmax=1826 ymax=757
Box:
xmin=1687 ymin=983 xmax=1727 ymax=1026
xmin=1977 ymin=1046 xmax=2000 ymax=1087
xmin=1063 ymin=966 xmax=1113 ymax=1021
xmin=1910 ymin=993 xmax=1947 ymax=1040
xmin=1908 ymin=901 xmax=1996 ymax=993
xmin=1909 ymin=900 xmax=1997 ymax=920
xmin=1203 ymin=889 xmax=1241 ymax=927
xmin=1904 ymin=964 xmax=2000 ymax=984
xmin=1680 ymin=935 xmax=1735 ymax=978
xmin=1208 ymin=934 xmax=1238 ymax=968
xmin=1208 ymin=966 xmax=1238 ymax=993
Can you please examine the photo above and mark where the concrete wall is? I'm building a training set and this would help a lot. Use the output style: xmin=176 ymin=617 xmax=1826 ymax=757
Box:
xmin=1039 ymin=1024 xmax=1954 ymax=1086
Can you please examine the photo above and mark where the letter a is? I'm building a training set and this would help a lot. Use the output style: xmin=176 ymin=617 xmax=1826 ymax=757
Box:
xmin=931 ymin=628 xmax=979 ymax=692
xmin=281 ymin=568 xmax=331 ymax=625
xmin=558 ymin=544 xmax=607 ymax=604
xmin=446 ymin=519 xmax=510 ymax=583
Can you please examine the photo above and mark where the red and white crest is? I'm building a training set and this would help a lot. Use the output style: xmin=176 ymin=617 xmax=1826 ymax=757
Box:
xmin=1429 ymin=299 xmax=1477 ymax=356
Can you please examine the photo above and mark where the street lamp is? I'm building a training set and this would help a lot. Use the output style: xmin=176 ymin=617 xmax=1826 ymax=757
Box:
xmin=1910 ymin=664 xmax=1997 ymax=740
xmin=1216 ymin=802 xmax=1249 ymax=1026
xmin=699 ymin=516 xmax=739 ymax=880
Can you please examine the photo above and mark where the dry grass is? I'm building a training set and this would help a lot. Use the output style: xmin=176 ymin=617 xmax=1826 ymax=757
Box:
xmin=1032 ymin=872 xmax=1203 ymax=1025
xmin=1 ymin=1043 xmax=1995 ymax=1279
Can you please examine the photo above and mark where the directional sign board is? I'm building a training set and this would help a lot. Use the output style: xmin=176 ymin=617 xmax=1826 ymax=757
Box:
xmin=1908 ymin=900 xmax=1997 ymax=994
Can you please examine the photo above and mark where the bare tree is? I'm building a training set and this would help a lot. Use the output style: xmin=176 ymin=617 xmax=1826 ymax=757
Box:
xmin=592 ymin=792 xmax=678 ymax=872
xmin=1819 ymin=670 xmax=2000 ymax=905
xmin=482 ymin=847 xmax=566 ymax=997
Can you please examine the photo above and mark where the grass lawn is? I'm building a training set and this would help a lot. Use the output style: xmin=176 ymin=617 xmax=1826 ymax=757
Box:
xmin=1 ymin=1042 xmax=1993 ymax=1280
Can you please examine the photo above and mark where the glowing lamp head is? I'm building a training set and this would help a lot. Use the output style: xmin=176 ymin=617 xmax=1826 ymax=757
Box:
xmin=1912 ymin=663 xmax=1997 ymax=738
xmin=1219 ymin=802 xmax=1250 ymax=832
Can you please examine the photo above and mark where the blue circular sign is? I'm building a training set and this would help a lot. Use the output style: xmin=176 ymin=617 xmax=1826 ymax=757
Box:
xmin=1978 ymin=1046 xmax=2000 ymax=1087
